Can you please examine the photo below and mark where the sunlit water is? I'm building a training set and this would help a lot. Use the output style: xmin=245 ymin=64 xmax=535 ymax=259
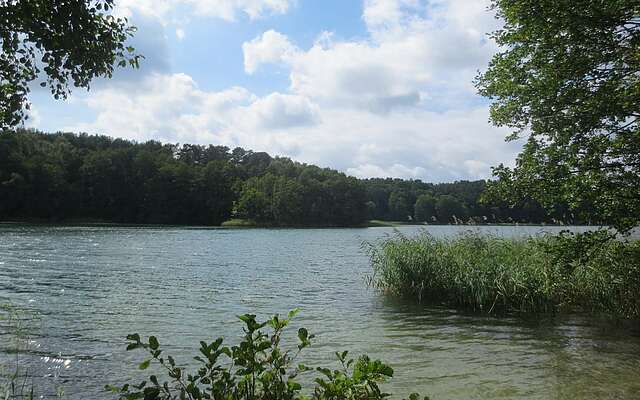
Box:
xmin=1 ymin=225 xmax=639 ymax=399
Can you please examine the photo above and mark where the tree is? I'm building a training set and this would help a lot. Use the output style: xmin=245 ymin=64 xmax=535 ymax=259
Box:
xmin=414 ymin=194 xmax=436 ymax=223
xmin=237 ymin=186 xmax=270 ymax=222
xmin=271 ymin=176 xmax=304 ymax=225
xmin=0 ymin=0 xmax=142 ymax=127
xmin=477 ymin=0 xmax=640 ymax=232
xmin=435 ymin=195 xmax=466 ymax=223
xmin=388 ymin=191 xmax=410 ymax=221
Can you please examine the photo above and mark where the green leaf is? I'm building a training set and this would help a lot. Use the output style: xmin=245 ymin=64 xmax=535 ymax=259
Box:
xmin=138 ymin=359 xmax=151 ymax=370
xmin=127 ymin=333 xmax=141 ymax=342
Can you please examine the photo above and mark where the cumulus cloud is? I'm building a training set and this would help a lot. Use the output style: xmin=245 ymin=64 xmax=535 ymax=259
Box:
xmin=55 ymin=0 xmax=515 ymax=182
xmin=243 ymin=93 xmax=320 ymax=130
xmin=66 ymin=73 xmax=517 ymax=182
xmin=243 ymin=0 xmax=499 ymax=113
xmin=68 ymin=73 xmax=255 ymax=144
xmin=243 ymin=30 xmax=298 ymax=74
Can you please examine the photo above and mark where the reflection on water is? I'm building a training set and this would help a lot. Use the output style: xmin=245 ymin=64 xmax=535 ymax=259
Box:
xmin=0 ymin=225 xmax=639 ymax=399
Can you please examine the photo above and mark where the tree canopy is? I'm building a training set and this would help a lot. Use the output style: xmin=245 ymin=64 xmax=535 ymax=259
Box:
xmin=0 ymin=0 xmax=141 ymax=127
xmin=0 ymin=129 xmax=591 ymax=227
xmin=477 ymin=0 xmax=640 ymax=232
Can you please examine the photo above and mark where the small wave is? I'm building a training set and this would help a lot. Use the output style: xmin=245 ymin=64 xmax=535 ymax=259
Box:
xmin=41 ymin=356 xmax=72 ymax=369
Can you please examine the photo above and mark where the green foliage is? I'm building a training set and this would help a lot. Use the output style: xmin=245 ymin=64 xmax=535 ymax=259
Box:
xmin=369 ymin=231 xmax=640 ymax=318
xmin=0 ymin=129 xmax=612 ymax=227
xmin=0 ymin=130 xmax=238 ymax=224
xmin=476 ymin=0 xmax=640 ymax=233
xmin=388 ymin=191 xmax=410 ymax=222
xmin=107 ymin=311 xmax=428 ymax=400
xmin=434 ymin=195 xmax=467 ymax=224
xmin=362 ymin=178 xmax=565 ymax=225
xmin=235 ymin=161 xmax=369 ymax=227
xmin=0 ymin=0 xmax=142 ymax=128
xmin=413 ymin=194 xmax=436 ymax=223
xmin=0 ymin=130 xmax=371 ymax=226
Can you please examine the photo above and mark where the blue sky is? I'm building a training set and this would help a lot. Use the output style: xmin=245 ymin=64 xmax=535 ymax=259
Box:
xmin=27 ymin=0 xmax=521 ymax=183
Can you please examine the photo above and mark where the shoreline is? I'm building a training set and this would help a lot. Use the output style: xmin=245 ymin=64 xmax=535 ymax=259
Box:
xmin=0 ymin=219 xmax=609 ymax=230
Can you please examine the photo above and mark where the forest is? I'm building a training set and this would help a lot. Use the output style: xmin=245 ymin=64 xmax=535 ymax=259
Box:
xmin=0 ymin=129 xmax=599 ymax=227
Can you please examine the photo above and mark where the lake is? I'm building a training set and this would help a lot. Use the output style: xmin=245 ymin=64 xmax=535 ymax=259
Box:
xmin=1 ymin=225 xmax=639 ymax=399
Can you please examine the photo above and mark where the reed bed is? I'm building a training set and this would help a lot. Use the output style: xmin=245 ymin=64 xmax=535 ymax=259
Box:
xmin=368 ymin=231 xmax=640 ymax=318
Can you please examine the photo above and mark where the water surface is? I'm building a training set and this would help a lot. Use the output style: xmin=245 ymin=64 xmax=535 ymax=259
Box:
xmin=0 ymin=225 xmax=638 ymax=399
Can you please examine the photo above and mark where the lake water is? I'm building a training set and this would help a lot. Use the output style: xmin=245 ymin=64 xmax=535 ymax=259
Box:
xmin=1 ymin=225 xmax=639 ymax=399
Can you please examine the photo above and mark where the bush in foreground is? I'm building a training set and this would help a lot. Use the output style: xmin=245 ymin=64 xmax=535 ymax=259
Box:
xmin=107 ymin=310 xmax=429 ymax=400
xmin=368 ymin=231 xmax=640 ymax=318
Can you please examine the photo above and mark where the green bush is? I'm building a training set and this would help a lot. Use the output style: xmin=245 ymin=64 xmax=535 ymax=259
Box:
xmin=368 ymin=230 xmax=640 ymax=318
xmin=107 ymin=310 xmax=429 ymax=400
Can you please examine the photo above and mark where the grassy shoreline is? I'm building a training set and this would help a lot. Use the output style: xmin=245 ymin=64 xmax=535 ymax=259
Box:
xmin=368 ymin=231 xmax=640 ymax=318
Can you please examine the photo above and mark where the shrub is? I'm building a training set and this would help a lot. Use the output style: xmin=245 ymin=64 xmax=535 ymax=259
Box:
xmin=107 ymin=310 xmax=429 ymax=400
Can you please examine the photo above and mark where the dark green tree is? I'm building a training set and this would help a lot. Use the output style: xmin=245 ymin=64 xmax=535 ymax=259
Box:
xmin=388 ymin=191 xmax=410 ymax=221
xmin=477 ymin=0 xmax=640 ymax=232
xmin=414 ymin=194 xmax=436 ymax=223
xmin=435 ymin=195 xmax=467 ymax=223
xmin=0 ymin=0 xmax=142 ymax=127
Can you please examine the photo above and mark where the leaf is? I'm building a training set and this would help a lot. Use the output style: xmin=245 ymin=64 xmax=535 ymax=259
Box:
xmin=148 ymin=336 xmax=159 ymax=350
xmin=138 ymin=360 xmax=151 ymax=370
xmin=127 ymin=333 xmax=141 ymax=342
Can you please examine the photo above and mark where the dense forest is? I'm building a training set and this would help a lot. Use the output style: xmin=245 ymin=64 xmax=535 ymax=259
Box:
xmin=0 ymin=129 xmax=598 ymax=227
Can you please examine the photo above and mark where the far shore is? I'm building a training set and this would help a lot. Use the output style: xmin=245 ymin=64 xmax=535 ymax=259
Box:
xmin=0 ymin=219 xmax=608 ymax=230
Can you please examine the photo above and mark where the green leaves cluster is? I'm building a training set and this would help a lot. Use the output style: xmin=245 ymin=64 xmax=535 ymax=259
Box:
xmin=0 ymin=0 xmax=142 ymax=128
xmin=477 ymin=0 xmax=640 ymax=233
xmin=107 ymin=311 xmax=428 ymax=400
xmin=236 ymin=168 xmax=368 ymax=227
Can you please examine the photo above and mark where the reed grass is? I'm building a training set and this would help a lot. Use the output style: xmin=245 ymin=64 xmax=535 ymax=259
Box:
xmin=368 ymin=231 xmax=640 ymax=318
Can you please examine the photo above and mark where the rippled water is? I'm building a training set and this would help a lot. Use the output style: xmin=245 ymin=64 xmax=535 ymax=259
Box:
xmin=1 ymin=225 xmax=639 ymax=399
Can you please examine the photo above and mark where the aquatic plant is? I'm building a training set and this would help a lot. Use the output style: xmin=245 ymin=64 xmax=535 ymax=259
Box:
xmin=0 ymin=303 xmax=67 ymax=399
xmin=368 ymin=230 xmax=640 ymax=318
xmin=107 ymin=310 xmax=429 ymax=400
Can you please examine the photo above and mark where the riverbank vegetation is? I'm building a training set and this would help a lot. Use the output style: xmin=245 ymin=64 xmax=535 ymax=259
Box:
xmin=365 ymin=0 xmax=638 ymax=318
xmin=111 ymin=311 xmax=429 ymax=400
xmin=369 ymin=231 xmax=640 ymax=318
xmin=0 ymin=129 xmax=603 ymax=227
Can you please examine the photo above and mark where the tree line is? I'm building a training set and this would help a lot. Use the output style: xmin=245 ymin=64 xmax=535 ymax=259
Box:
xmin=0 ymin=129 xmax=602 ymax=227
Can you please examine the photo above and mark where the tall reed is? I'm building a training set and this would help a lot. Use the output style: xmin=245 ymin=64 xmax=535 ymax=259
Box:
xmin=368 ymin=231 xmax=640 ymax=318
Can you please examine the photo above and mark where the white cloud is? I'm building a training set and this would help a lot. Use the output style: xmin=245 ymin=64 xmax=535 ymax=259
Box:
xmin=362 ymin=0 xmax=420 ymax=33
xmin=175 ymin=28 xmax=185 ymax=40
xmin=24 ymin=104 xmax=42 ymax=128
xmin=243 ymin=93 xmax=320 ymax=130
xmin=243 ymin=30 xmax=298 ymax=74
xmin=66 ymin=72 xmax=518 ymax=182
xmin=68 ymin=73 xmax=254 ymax=144
xmin=55 ymin=0 xmax=516 ymax=182
xmin=117 ymin=0 xmax=294 ymax=23
xmin=244 ymin=0 xmax=499 ymax=113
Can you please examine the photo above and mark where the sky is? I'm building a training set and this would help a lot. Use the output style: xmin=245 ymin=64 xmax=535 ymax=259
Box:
xmin=26 ymin=0 xmax=522 ymax=183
